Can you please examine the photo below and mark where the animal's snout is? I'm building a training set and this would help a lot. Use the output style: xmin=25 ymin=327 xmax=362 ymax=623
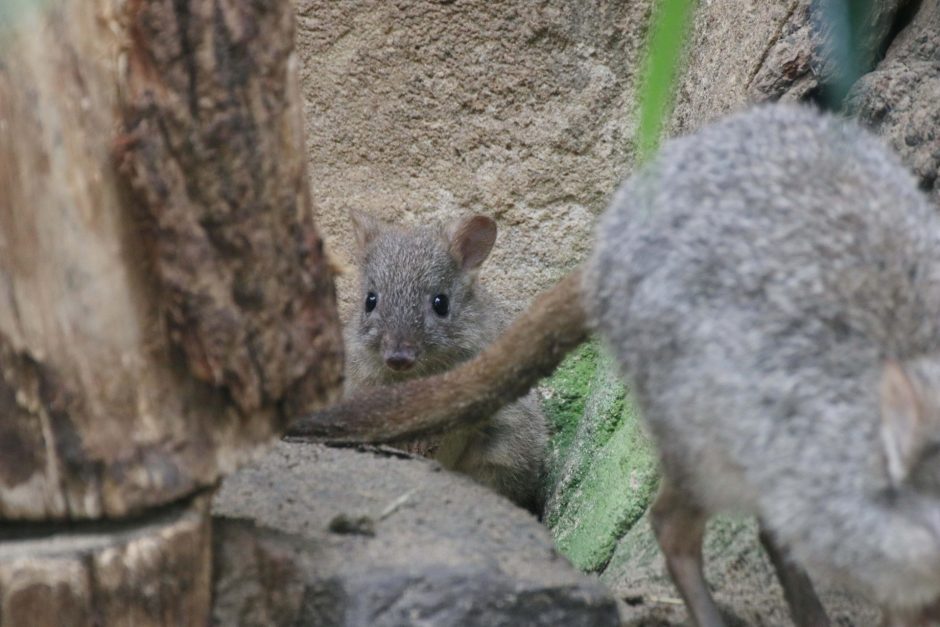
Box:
xmin=384 ymin=345 xmax=418 ymax=371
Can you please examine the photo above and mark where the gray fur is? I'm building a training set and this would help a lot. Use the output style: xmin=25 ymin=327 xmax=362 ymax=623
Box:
xmin=586 ymin=103 xmax=940 ymax=616
xmin=344 ymin=214 xmax=549 ymax=510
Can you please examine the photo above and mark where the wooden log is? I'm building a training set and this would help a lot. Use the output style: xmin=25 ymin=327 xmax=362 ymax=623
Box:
xmin=0 ymin=0 xmax=342 ymax=521
xmin=0 ymin=496 xmax=212 ymax=626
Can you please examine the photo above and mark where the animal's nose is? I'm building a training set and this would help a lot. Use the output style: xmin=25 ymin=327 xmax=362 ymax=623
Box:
xmin=384 ymin=347 xmax=417 ymax=371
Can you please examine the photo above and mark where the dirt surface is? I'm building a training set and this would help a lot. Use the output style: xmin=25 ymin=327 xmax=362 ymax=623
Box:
xmin=603 ymin=516 xmax=880 ymax=626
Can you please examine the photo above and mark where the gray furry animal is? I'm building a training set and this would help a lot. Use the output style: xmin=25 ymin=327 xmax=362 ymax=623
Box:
xmin=291 ymin=104 xmax=940 ymax=625
xmin=341 ymin=211 xmax=549 ymax=512
xmin=589 ymin=105 xmax=940 ymax=626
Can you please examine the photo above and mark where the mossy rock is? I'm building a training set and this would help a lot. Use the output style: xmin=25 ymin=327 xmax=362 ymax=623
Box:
xmin=539 ymin=340 xmax=659 ymax=573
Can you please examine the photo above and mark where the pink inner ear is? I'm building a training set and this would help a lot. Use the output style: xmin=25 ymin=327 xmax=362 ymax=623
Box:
xmin=880 ymin=361 xmax=923 ymax=484
xmin=452 ymin=216 xmax=497 ymax=270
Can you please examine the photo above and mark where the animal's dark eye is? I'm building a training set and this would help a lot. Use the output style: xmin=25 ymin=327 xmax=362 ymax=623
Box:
xmin=432 ymin=294 xmax=449 ymax=317
xmin=365 ymin=292 xmax=378 ymax=313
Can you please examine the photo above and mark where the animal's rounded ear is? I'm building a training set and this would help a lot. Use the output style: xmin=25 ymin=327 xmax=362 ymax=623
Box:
xmin=880 ymin=360 xmax=924 ymax=485
xmin=349 ymin=210 xmax=384 ymax=252
xmin=447 ymin=215 xmax=497 ymax=271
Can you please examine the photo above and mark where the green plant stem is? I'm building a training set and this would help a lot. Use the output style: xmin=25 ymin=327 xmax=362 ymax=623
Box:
xmin=636 ymin=0 xmax=697 ymax=162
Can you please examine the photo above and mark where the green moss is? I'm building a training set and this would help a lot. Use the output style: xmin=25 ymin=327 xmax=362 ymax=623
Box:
xmin=635 ymin=0 xmax=697 ymax=161
xmin=539 ymin=341 xmax=660 ymax=573
xmin=540 ymin=341 xmax=603 ymax=490
xmin=551 ymin=394 xmax=659 ymax=572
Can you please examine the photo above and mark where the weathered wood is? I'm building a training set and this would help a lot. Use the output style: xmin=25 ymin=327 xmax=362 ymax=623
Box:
xmin=119 ymin=0 xmax=342 ymax=416
xmin=0 ymin=496 xmax=212 ymax=626
xmin=0 ymin=0 xmax=342 ymax=520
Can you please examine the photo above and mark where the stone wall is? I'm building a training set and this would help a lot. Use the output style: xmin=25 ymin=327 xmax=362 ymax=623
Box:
xmin=296 ymin=0 xmax=651 ymax=315
xmin=297 ymin=0 xmax=937 ymax=313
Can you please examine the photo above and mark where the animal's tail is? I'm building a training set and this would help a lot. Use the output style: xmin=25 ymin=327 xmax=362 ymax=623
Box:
xmin=286 ymin=268 xmax=588 ymax=444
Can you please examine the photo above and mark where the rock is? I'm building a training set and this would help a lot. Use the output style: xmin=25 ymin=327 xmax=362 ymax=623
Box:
xmin=743 ymin=0 xmax=940 ymax=206
xmin=670 ymin=0 xmax=798 ymax=134
xmin=601 ymin=515 xmax=880 ymax=626
xmin=296 ymin=0 xmax=652 ymax=315
xmin=748 ymin=0 xmax=911 ymax=106
xmin=211 ymin=441 xmax=622 ymax=626
xmin=846 ymin=1 xmax=940 ymax=204
xmin=747 ymin=1 xmax=821 ymax=104
xmin=541 ymin=344 xmax=658 ymax=573
xmin=289 ymin=2 xmax=940 ymax=625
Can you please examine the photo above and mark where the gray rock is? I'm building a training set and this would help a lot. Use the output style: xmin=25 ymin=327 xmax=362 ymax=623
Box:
xmin=749 ymin=0 xmax=911 ymax=105
xmin=670 ymin=0 xmax=799 ymax=134
xmin=846 ymin=1 xmax=940 ymax=204
xmin=211 ymin=441 xmax=621 ymax=626
xmin=747 ymin=1 xmax=820 ymax=104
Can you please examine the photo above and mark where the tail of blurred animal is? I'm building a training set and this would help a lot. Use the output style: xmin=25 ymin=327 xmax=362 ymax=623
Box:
xmin=286 ymin=269 xmax=587 ymax=443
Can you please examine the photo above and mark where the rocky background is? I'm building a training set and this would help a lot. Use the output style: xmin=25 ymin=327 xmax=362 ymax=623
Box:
xmin=213 ymin=0 xmax=940 ymax=624
xmin=295 ymin=0 xmax=645 ymax=316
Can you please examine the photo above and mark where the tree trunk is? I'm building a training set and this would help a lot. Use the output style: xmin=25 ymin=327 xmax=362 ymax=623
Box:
xmin=0 ymin=497 xmax=213 ymax=627
xmin=0 ymin=0 xmax=341 ymax=622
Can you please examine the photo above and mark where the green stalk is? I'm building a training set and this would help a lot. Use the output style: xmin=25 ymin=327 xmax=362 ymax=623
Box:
xmin=635 ymin=0 xmax=698 ymax=162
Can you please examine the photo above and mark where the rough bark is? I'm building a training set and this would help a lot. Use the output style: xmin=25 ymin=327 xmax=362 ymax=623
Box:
xmin=119 ymin=0 xmax=342 ymax=416
xmin=0 ymin=0 xmax=342 ymax=519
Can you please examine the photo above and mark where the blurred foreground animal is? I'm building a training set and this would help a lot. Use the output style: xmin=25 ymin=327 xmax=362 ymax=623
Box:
xmin=338 ymin=211 xmax=548 ymax=511
xmin=289 ymin=104 xmax=940 ymax=626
